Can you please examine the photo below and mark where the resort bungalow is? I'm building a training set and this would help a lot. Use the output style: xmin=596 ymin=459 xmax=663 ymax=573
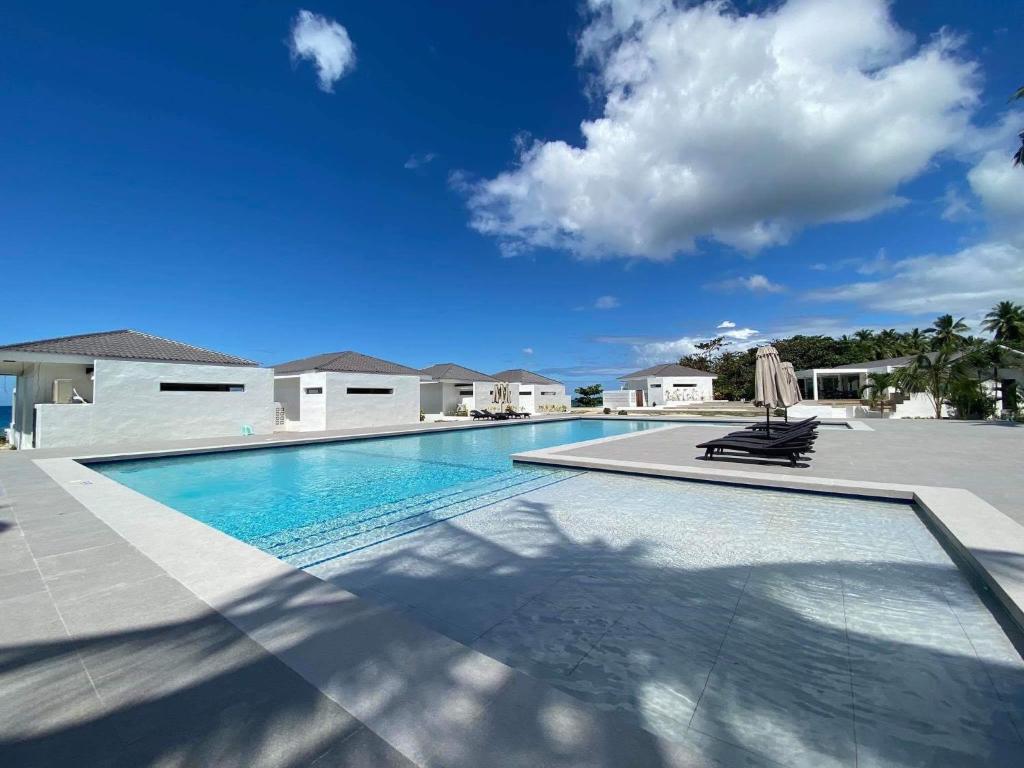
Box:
xmin=792 ymin=355 xmax=933 ymax=418
xmin=0 ymin=329 xmax=274 ymax=450
xmin=273 ymin=351 xmax=422 ymax=431
xmin=420 ymin=363 xmax=508 ymax=417
xmin=492 ymin=369 xmax=570 ymax=413
xmin=794 ymin=348 xmax=1024 ymax=418
xmin=614 ymin=363 xmax=717 ymax=408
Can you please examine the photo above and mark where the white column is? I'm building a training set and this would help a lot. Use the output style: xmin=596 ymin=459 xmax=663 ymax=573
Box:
xmin=812 ymin=372 xmax=819 ymax=401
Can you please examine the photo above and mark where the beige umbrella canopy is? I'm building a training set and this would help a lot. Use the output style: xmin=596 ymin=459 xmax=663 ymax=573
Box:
xmin=779 ymin=361 xmax=802 ymax=415
xmin=754 ymin=345 xmax=789 ymax=435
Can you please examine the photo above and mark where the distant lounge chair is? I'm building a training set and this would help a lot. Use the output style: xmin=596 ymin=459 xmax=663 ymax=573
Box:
xmin=470 ymin=410 xmax=488 ymax=420
xmin=697 ymin=429 xmax=816 ymax=467
xmin=481 ymin=409 xmax=508 ymax=420
xmin=511 ymin=410 xmax=531 ymax=419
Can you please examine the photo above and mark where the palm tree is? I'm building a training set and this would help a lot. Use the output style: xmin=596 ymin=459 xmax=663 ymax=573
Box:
xmin=982 ymin=301 xmax=1024 ymax=343
xmin=926 ymin=314 xmax=969 ymax=351
xmin=962 ymin=341 xmax=1011 ymax=412
xmin=1014 ymin=84 xmax=1024 ymax=167
xmin=893 ymin=348 xmax=971 ymax=419
xmin=852 ymin=329 xmax=875 ymax=360
xmin=874 ymin=329 xmax=902 ymax=359
xmin=860 ymin=372 xmax=897 ymax=418
xmin=903 ymin=328 xmax=929 ymax=354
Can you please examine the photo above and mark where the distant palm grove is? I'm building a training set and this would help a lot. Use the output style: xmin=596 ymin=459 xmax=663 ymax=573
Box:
xmin=680 ymin=300 xmax=1024 ymax=418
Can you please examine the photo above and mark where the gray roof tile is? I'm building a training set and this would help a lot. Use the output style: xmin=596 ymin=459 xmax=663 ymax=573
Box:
xmin=620 ymin=363 xmax=716 ymax=379
xmin=420 ymin=363 xmax=498 ymax=382
xmin=492 ymin=368 xmax=562 ymax=386
xmin=274 ymin=351 xmax=421 ymax=376
xmin=0 ymin=329 xmax=257 ymax=366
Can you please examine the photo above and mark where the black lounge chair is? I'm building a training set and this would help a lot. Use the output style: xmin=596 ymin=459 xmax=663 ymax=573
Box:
xmin=470 ymin=410 xmax=488 ymax=420
xmin=481 ymin=409 xmax=508 ymax=420
xmin=745 ymin=416 xmax=818 ymax=433
xmin=728 ymin=420 xmax=818 ymax=442
xmin=697 ymin=429 xmax=816 ymax=467
xmin=512 ymin=410 xmax=532 ymax=419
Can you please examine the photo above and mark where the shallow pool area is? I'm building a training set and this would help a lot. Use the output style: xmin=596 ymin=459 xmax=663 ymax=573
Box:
xmin=91 ymin=419 xmax=668 ymax=562
xmin=312 ymin=470 xmax=1024 ymax=765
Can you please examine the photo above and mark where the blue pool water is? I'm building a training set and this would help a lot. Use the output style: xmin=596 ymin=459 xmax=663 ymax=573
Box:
xmin=93 ymin=419 xmax=668 ymax=565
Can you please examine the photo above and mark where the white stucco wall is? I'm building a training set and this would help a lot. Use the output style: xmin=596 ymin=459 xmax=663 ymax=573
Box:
xmin=531 ymin=382 xmax=569 ymax=412
xmin=621 ymin=376 xmax=715 ymax=407
xmin=420 ymin=382 xmax=443 ymax=414
xmin=33 ymin=359 xmax=274 ymax=449
xmin=323 ymin=371 xmax=420 ymax=429
xmin=274 ymin=376 xmax=302 ymax=421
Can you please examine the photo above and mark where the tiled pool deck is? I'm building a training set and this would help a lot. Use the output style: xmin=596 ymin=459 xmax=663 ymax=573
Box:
xmin=314 ymin=471 xmax=1024 ymax=767
xmin=2 ymin=416 xmax=1024 ymax=767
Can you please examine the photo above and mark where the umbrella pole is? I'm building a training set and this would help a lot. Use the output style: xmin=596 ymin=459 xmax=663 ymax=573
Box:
xmin=765 ymin=405 xmax=770 ymax=437
xmin=784 ymin=407 xmax=789 ymax=423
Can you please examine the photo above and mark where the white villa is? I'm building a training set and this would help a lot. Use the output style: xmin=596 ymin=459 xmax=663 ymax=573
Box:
xmin=0 ymin=330 xmax=274 ymax=449
xmin=611 ymin=363 xmax=717 ymax=408
xmin=273 ymin=351 xmax=423 ymax=431
xmin=492 ymin=369 xmax=570 ymax=413
xmin=420 ymin=363 xmax=506 ymax=417
xmin=794 ymin=349 xmax=1024 ymax=419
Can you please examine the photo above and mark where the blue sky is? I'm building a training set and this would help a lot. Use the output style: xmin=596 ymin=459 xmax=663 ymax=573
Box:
xmin=2 ymin=0 xmax=1022 ymax=405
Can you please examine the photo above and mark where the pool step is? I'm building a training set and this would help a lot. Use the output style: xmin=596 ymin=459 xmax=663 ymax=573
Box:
xmin=252 ymin=468 xmax=578 ymax=567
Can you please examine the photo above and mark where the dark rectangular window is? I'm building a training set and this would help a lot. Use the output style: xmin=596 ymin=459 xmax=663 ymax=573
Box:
xmin=541 ymin=391 xmax=557 ymax=395
xmin=650 ymin=384 xmax=662 ymax=388
xmin=304 ymin=387 xmax=323 ymax=395
xmin=673 ymin=383 xmax=696 ymax=387
xmin=458 ymin=390 xmax=473 ymax=396
xmin=346 ymin=387 xmax=393 ymax=395
xmin=520 ymin=390 xmax=533 ymax=396
xmin=160 ymin=382 xmax=244 ymax=393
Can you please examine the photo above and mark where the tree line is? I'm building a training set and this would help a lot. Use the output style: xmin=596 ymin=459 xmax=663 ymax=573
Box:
xmin=678 ymin=301 xmax=1024 ymax=417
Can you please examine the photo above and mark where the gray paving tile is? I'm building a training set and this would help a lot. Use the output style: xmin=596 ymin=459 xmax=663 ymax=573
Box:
xmin=0 ymin=537 xmax=35 ymax=577
xmin=0 ymin=653 xmax=104 ymax=742
xmin=54 ymin=574 xmax=204 ymax=637
xmin=38 ymin=542 xmax=165 ymax=603
xmin=0 ymin=567 xmax=46 ymax=601
xmin=0 ymin=592 xmax=67 ymax=646
xmin=23 ymin=524 xmax=120 ymax=558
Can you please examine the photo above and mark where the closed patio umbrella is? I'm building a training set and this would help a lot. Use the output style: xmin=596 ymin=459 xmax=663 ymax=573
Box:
xmin=779 ymin=361 xmax=802 ymax=422
xmin=754 ymin=345 xmax=784 ymax=436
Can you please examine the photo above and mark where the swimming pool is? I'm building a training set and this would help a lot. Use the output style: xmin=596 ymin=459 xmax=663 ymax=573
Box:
xmin=92 ymin=419 xmax=669 ymax=565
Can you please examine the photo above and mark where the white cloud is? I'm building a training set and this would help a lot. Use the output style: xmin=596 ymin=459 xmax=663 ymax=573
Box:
xmin=716 ymin=320 xmax=736 ymax=329
xmin=631 ymin=328 xmax=764 ymax=364
xmin=463 ymin=0 xmax=978 ymax=260
xmin=706 ymin=274 xmax=785 ymax=294
xmin=806 ymin=241 xmax=1024 ymax=315
xmin=722 ymin=327 xmax=760 ymax=341
xmin=289 ymin=10 xmax=356 ymax=92
xmin=940 ymin=184 xmax=974 ymax=222
xmin=404 ymin=152 xmax=438 ymax=170
xmin=594 ymin=295 xmax=621 ymax=309
xmin=521 ymin=347 xmax=534 ymax=355
xmin=808 ymin=109 xmax=1024 ymax=318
